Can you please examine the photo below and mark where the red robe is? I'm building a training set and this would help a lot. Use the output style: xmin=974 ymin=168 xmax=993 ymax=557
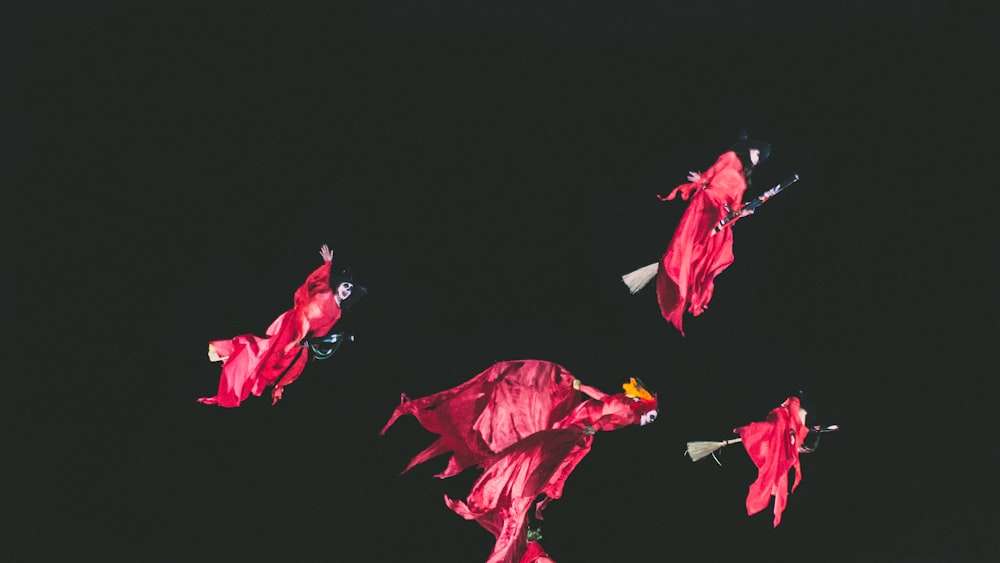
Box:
xmin=198 ymin=260 xmax=342 ymax=407
xmin=735 ymin=396 xmax=809 ymax=527
xmin=656 ymin=151 xmax=747 ymax=335
xmin=382 ymin=360 xmax=657 ymax=563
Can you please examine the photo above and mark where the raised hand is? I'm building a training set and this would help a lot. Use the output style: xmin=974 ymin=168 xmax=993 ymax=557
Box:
xmin=319 ymin=244 xmax=334 ymax=262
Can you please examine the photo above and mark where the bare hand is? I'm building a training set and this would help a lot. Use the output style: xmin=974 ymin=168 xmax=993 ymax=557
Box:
xmin=319 ymin=244 xmax=334 ymax=262
xmin=687 ymin=171 xmax=702 ymax=183
xmin=271 ymin=386 xmax=284 ymax=405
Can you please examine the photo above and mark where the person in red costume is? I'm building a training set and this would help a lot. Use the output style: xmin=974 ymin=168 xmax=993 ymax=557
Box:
xmin=735 ymin=395 xmax=810 ymax=527
xmin=686 ymin=393 xmax=837 ymax=526
xmin=622 ymin=132 xmax=771 ymax=335
xmin=381 ymin=359 xmax=658 ymax=563
xmin=198 ymin=244 xmax=366 ymax=407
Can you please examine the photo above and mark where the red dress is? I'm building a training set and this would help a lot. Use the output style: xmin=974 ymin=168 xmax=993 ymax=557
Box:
xmin=735 ymin=396 xmax=809 ymax=527
xmin=198 ymin=260 xmax=342 ymax=407
xmin=656 ymin=151 xmax=747 ymax=335
xmin=382 ymin=360 xmax=657 ymax=563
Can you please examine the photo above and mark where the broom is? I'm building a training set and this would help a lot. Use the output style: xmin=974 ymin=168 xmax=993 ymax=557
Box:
xmin=621 ymin=262 xmax=658 ymax=294
xmin=687 ymin=424 xmax=839 ymax=465
xmin=685 ymin=438 xmax=742 ymax=465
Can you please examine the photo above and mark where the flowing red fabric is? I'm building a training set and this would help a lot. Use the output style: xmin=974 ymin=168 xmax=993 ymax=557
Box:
xmin=380 ymin=359 xmax=581 ymax=478
xmin=521 ymin=541 xmax=554 ymax=563
xmin=656 ymin=151 xmax=747 ymax=335
xmin=735 ymin=396 xmax=808 ymax=527
xmin=198 ymin=261 xmax=342 ymax=407
xmin=382 ymin=360 xmax=657 ymax=563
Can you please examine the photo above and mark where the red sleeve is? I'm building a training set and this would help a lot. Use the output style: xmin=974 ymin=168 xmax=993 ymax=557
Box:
xmin=294 ymin=261 xmax=332 ymax=310
xmin=576 ymin=382 xmax=608 ymax=401
xmin=659 ymin=151 xmax=745 ymax=204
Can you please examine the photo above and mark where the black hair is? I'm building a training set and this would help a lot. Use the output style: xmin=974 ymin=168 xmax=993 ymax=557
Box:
xmin=330 ymin=268 xmax=367 ymax=310
xmin=729 ymin=131 xmax=772 ymax=187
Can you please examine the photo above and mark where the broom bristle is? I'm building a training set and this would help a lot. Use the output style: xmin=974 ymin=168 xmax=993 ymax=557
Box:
xmin=622 ymin=262 xmax=658 ymax=294
xmin=685 ymin=441 xmax=727 ymax=462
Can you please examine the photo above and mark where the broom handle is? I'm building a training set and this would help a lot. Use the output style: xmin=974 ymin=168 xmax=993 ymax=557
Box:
xmin=711 ymin=174 xmax=800 ymax=235
xmin=722 ymin=438 xmax=742 ymax=446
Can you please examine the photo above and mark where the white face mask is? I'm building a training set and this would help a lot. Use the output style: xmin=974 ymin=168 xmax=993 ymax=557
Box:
xmin=640 ymin=409 xmax=658 ymax=426
xmin=749 ymin=148 xmax=761 ymax=166
xmin=337 ymin=282 xmax=354 ymax=301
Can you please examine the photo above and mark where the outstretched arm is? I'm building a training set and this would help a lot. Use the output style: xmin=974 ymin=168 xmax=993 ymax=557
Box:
xmin=574 ymin=379 xmax=609 ymax=401
xmin=657 ymin=169 xmax=707 ymax=201
xmin=658 ymin=151 xmax=740 ymax=201
xmin=294 ymin=247 xmax=335 ymax=310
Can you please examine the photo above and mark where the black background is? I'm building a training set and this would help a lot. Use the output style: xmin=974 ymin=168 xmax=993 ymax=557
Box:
xmin=8 ymin=2 xmax=998 ymax=561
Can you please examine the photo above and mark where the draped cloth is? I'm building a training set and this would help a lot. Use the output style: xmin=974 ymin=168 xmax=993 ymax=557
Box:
xmin=198 ymin=260 xmax=342 ymax=407
xmin=382 ymin=360 xmax=657 ymax=563
xmin=656 ymin=150 xmax=747 ymax=335
xmin=735 ymin=396 xmax=809 ymax=527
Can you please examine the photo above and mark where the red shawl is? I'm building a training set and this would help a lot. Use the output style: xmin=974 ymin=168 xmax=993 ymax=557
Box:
xmin=656 ymin=151 xmax=747 ymax=335
xmin=198 ymin=260 xmax=342 ymax=407
xmin=735 ymin=396 xmax=809 ymax=527
xmin=382 ymin=360 xmax=657 ymax=563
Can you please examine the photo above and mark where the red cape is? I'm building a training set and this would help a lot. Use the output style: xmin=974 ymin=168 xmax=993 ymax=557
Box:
xmin=198 ymin=260 xmax=342 ymax=407
xmin=382 ymin=360 xmax=657 ymax=563
xmin=735 ymin=396 xmax=809 ymax=527
xmin=656 ymin=151 xmax=747 ymax=335
xmin=380 ymin=359 xmax=581 ymax=478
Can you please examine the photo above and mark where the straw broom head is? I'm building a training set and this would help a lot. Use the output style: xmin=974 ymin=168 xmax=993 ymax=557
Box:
xmin=622 ymin=262 xmax=658 ymax=294
xmin=686 ymin=441 xmax=726 ymax=462
xmin=685 ymin=438 xmax=742 ymax=463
